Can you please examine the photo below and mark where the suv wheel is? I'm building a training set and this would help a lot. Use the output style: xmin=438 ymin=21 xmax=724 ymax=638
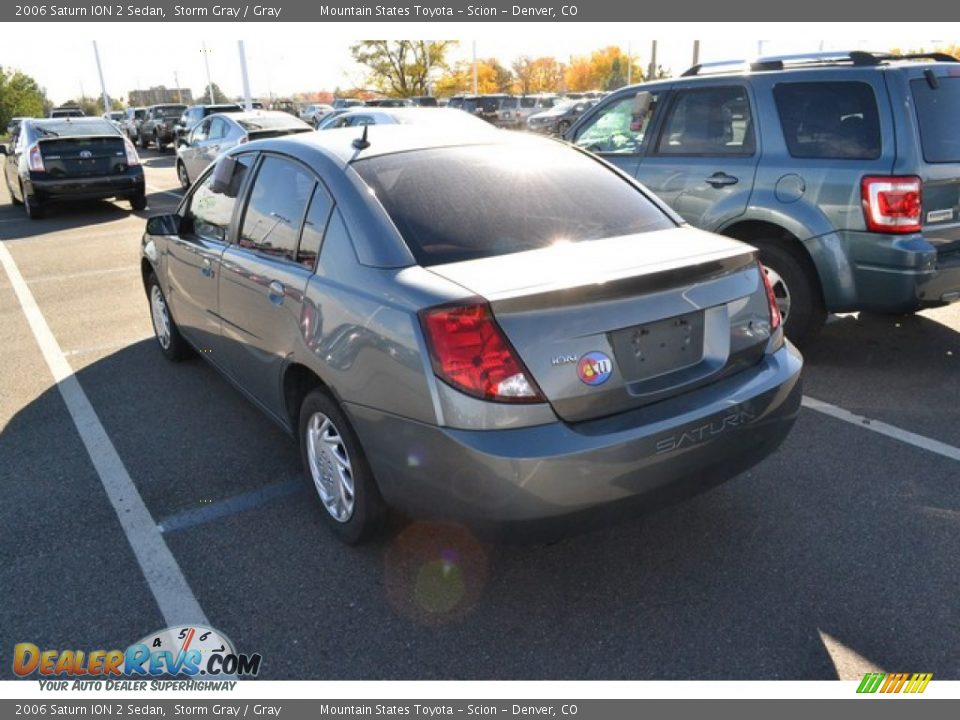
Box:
xmin=147 ymin=273 xmax=192 ymax=361
xmin=299 ymin=388 xmax=386 ymax=545
xmin=755 ymin=242 xmax=825 ymax=347
xmin=129 ymin=192 xmax=147 ymax=211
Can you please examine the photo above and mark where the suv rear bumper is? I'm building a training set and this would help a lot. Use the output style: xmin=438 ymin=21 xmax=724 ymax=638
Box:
xmin=345 ymin=343 xmax=802 ymax=535
xmin=842 ymin=231 xmax=960 ymax=310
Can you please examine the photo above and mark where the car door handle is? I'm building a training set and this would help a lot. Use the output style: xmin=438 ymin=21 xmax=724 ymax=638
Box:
xmin=201 ymin=258 xmax=214 ymax=278
xmin=706 ymin=172 xmax=739 ymax=188
xmin=268 ymin=280 xmax=285 ymax=305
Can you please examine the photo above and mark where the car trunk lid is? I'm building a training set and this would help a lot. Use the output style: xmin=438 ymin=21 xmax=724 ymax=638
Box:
xmin=426 ymin=228 xmax=774 ymax=423
xmin=38 ymin=136 xmax=128 ymax=177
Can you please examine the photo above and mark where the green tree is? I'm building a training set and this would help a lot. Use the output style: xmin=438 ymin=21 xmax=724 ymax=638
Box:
xmin=0 ymin=66 xmax=48 ymax=129
xmin=202 ymin=82 xmax=230 ymax=104
xmin=350 ymin=40 xmax=457 ymax=96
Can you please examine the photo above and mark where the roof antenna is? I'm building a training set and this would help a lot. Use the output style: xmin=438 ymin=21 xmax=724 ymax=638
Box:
xmin=352 ymin=124 xmax=370 ymax=150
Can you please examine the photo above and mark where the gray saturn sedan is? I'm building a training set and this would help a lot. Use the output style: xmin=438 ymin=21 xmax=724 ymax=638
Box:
xmin=141 ymin=125 xmax=803 ymax=544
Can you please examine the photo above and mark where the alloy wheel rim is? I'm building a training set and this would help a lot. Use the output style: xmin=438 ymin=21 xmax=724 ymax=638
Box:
xmin=306 ymin=412 xmax=355 ymax=523
xmin=150 ymin=285 xmax=172 ymax=349
xmin=763 ymin=265 xmax=791 ymax=323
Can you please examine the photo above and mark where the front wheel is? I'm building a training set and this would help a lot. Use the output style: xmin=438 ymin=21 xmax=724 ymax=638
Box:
xmin=146 ymin=273 xmax=192 ymax=361
xmin=754 ymin=242 xmax=826 ymax=347
xmin=176 ymin=161 xmax=190 ymax=189
xmin=299 ymin=388 xmax=386 ymax=545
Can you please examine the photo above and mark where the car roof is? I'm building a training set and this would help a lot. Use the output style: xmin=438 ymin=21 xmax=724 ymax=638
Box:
xmin=235 ymin=121 xmax=551 ymax=165
xmin=212 ymin=109 xmax=307 ymax=122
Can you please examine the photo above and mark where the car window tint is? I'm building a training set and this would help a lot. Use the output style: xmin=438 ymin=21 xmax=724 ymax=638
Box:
xmin=354 ymin=143 xmax=673 ymax=266
xmin=575 ymin=92 xmax=660 ymax=155
xmin=910 ymin=76 xmax=960 ymax=163
xmin=774 ymin=81 xmax=881 ymax=160
xmin=656 ymin=87 xmax=754 ymax=156
xmin=238 ymin=156 xmax=315 ymax=262
xmin=186 ymin=155 xmax=254 ymax=242
xmin=297 ymin=184 xmax=334 ymax=270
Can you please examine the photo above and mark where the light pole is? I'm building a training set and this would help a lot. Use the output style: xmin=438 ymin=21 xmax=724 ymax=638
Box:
xmin=92 ymin=41 xmax=111 ymax=115
xmin=238 ymin=41 xmax=253 ymax=110
xmin=202 ymin=40 xmax=214 ymax=104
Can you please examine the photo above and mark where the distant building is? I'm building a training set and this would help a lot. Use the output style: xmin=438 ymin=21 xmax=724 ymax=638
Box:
xmin=128 ymin=86 xmax=193 ymax=106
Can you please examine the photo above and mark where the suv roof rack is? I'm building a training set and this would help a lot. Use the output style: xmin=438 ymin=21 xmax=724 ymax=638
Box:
xmin=682 ymin=50 xmax=959 ymax=76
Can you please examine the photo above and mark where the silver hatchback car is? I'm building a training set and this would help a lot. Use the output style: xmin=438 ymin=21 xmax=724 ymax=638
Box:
xmin=142 ymin=126 xmax=802 ymax=543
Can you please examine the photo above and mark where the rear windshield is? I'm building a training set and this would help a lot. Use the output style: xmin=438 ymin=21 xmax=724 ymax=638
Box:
xmin=354 ymin=143 xmax=674 ymax=266
xmin=911 ymin=76 xmax=960 ymax=163
xmin=32 ymin=120 xmax=119 ymax=137
xmin=156 ymin=106 xmax=186 ymax=117
xmin=476 ymin=97 xmax=504 ymax=112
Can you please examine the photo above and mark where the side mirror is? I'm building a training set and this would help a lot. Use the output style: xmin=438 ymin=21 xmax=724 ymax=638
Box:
xmin=210 ymin=155 xmax=242 ymax=197
xmin=145 ymin=213 xmax=181 ymax=236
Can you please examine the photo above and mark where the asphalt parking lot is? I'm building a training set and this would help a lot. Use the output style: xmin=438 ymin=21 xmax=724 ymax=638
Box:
xmin=1 ymin=149 xmax=958 ymax=681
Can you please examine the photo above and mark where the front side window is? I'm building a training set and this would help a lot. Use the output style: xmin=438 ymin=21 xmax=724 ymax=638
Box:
xmin=575 ymin=92 xmax=660 ymax=155
xmin=656 ymin=86 xmax=755 ymax=156
xmin=208 ymin=118 xmax=229 ymax=141
xmin=354 ymin=143 xmax=674 ymax=266
xmin=238 ymin=156 xmax=315 ymax=262
xmin=190 ymin=119 xmax=211 ymax=144
xmin=184 ymin=155 xmax=254 ymax=242
xmin=774 ymin=81 xmax=881 ymax=160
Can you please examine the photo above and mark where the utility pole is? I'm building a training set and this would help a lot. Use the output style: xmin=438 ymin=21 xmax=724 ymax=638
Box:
xmin=202 ymin=40 xmax=214 ymax=104
xmin=648 ymin=40 xmax=657 ymax=81
xmin=173 ymin=71 xmax=181 ymax=103
xmin=238 ymin=41 xmax=253 ymax=110
xmin=93 ymin=41 xmax=111 ymax=114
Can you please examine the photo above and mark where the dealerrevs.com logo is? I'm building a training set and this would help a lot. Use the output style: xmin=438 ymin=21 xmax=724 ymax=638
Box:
xmin=13 ymin=626 xmax=261 ymax=688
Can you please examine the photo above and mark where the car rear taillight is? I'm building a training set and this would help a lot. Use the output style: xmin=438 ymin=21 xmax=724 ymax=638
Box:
xmin=28 ymin=144 xmax=44 ymax=172
xmin=419 ymin=300 xmax=545 ymax=404
xmin=759 ymin=262 xmax=782 ymax=331
xmin=238 ymin=134 xmax=249 ymax=145
xmin=123 ymin=138 xmax=141 ymax=166
xmin=861 ymin=176 xmax=922 ymax=234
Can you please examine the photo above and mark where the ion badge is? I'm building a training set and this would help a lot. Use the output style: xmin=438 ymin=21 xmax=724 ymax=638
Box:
xmin=577 ymin=352 xmax=613 ymax=386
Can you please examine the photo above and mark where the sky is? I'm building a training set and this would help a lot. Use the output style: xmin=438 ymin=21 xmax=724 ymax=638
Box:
xmin=3 ymin=22 xmax=957 ymax=105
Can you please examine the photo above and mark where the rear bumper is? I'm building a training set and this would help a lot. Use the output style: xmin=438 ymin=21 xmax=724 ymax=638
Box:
xmin=27 ymin=170 xmax=144 ymax=204
xmin=347 ymin=343 xmax=802 ymax=535
xmin=843 ymin=231 xmax=960 ymax=310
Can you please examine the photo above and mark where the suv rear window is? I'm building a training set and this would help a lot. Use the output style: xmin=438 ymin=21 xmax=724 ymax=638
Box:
xmin=353 ymin=143 xmax=673 ymax=266
xmin=774 ymin=81 xmax=881 ymax=160
xmin=911 ymin=76 xmax=960 ymax=163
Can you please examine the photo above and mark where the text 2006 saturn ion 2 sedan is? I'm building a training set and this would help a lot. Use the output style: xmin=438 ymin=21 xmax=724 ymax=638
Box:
xmin=141 ymin=125 xmax=803 ymax=544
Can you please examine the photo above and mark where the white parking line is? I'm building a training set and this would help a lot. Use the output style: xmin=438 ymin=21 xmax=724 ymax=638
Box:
xmin=802 ymin=395 xmax=960 ymax=463
xmin=0 ymin=241 xmax=209 ymax=628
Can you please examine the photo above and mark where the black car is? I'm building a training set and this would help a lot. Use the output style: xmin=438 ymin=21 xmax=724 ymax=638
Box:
xmin=2 ymin=117 xmax=145 ymax=219
xmin=139 ymin=104 xmax=188 ymax=152
xmin=462 ymin=94 xmax=512 ymax=123
xmin=174 ymin=103 xmax=244 ymax=145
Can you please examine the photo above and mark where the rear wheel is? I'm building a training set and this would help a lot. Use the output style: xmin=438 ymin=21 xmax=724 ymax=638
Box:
xmin=146 ymin=273 xmax=191 ymax=361
xmin=176 ymin=161 xmax=190 ymax=189
xmin=754 ymin=241 xmax=825 ymax=347
xmin=129 ymin=192 xmax=147 ymax=211
xmin=299 ymin=388 xmax=386 ymax=545
xmin=23 ymin=186 xmax=43 ymax=220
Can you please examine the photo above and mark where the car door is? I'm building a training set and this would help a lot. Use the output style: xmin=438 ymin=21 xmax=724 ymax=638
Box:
xmin=199 ymin=117 xmax=231 ymax=168
xmin=569 ymin=87 xmax=669 ymax=178
xmin=637 ymin=83 xmax=760 ymax=230
xmin=180 ymin=119 xmax=210 ymax=183
xmin=164 ymin=154 xmax=255 ymax=353
xmin=217 ymin=154 xmax=333 ymax=415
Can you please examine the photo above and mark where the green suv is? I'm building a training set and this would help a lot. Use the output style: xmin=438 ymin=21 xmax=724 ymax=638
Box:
xmin=566 ymin=51 xmax=960 ymax=344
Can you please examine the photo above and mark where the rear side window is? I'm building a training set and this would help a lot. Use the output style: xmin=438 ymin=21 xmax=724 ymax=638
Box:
xmin=297 ymin=184 xmax=334 ymax=269
xmin=656 ymin=86 xmax=755 ymax=156
xmin=238 ymin=156 xmax=315 ymax=262
xmin=911 ymin=76 xmax=960 ymax=163
xmin=353 ymin=143 xmax=673 ymax=266
xmin=774 ymin=81 xmax=881 ymax=160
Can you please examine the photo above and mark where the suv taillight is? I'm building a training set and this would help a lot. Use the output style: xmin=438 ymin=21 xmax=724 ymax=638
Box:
xmin=861 ymin=176 xmax=922 ymax=234
xmin=123 ymin=138 xmax=141 ymax=166
xmin=28 ymin=144 xmax=44 ymax=172
xmin=759 ymin=262 xmax=782 ymax=331
xmin=419 ymin=301 xmax=544 ymax=404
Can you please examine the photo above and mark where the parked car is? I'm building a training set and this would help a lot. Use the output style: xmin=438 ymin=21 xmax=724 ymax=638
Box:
xmin=566 ymin=50 xmax=960 ymax=345
xmin=462 ymin=94 xmax=513 ymax=124
xmin=332 ymin=98 xmax=365 ymax=110
xmin=314 ymin=107 xmax=491 ymax=132
xmin=365 ymin=98 xmax=415 ymax=107
xmin=175 ymin=110 xmax=311 ymax=187
xmin=271 ymin=99 xmax=300 ymax=116
xmin=411 ymin=96 xmax=439 ymax=107
xmin=103 ymin=110 xmax=125 ymax=130
xmin=527 ymin=98 xmax=595 ymax=135
xmin=299 ymin=103 xmax=334 ymax=125
xmin=174 ymin=104 xmax=244 ymax=145
xmin=3 ymin=117 xmax=144 ymax=219
xmin=141 ymin=126 xmax=802 ymax=544
xmin=139 ymin=104 xmax=188 ymax=152
xmin=49 ymin=107 xmax=84 ymax=118
xmin=123 ymin=107 xmax=146 ymax=142
xmin=446 ymin=95 xmax=466 ymax=110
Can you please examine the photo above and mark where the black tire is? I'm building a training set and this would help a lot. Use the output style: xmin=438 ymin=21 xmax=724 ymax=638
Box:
xmin=139 ymin=132 xmax=149 ymax=150
xmin=299 ymin=388 xmax=386 ymax=545
xmin=176 ymin=161 xmax=190 ymax=189
xmin=754 ymin=241 xmax=826 ymax=347
xmin=130 ymin=192 xmax=147 ymax=211
xmin=146 ymin=273 xmax=192 ymax=361
xmin=155 ymin=136 xmax=165 ymax=153
xmin=23 ymin=187 xmax=43 ymax=220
